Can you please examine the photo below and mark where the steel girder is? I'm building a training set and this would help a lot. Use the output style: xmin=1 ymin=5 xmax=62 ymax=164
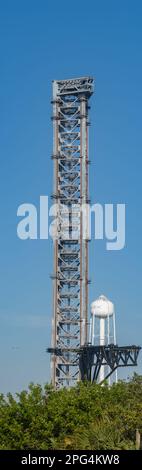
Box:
xmin=50 ymin=78 xmax=94 ymax=387
xmin=79 ymin=344 xmax=141 ymax=383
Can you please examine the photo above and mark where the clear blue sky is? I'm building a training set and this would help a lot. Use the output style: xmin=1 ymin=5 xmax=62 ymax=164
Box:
xmin=0 ymin=0 xmax=142 ymax=393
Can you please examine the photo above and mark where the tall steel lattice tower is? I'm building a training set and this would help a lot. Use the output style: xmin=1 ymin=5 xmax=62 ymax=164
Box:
xmin=50 ymin=77 xmax=94 ymax=388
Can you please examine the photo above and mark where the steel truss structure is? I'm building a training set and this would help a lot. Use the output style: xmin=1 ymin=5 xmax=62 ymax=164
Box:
xmin=47 ymin=344 xmax=141 ymax=385
xmin=50 ymin=77 xmax=94 ymax=387
xmin=79 ymin=344 xmax=141 ymax=383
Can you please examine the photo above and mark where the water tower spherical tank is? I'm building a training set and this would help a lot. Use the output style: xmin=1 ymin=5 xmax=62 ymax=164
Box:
xmin=91 ymin=295 xmax=114 ymax=318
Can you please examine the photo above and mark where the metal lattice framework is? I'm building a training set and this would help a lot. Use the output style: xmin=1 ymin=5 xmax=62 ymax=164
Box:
xmin=79 ymin=344 xmax=141 ymax=383
xmin=50 ymin=77 xmax=94 ymax=387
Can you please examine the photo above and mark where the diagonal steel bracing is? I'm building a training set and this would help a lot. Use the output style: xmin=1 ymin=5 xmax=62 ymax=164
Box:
xmin=50 ymin=77 xmax=94 ymax=387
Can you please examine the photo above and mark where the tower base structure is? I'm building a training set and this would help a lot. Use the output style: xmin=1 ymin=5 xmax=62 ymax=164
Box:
xmin=47 ymin=344 xmax=141 ymax=385
xmin=79 ymin=344 xmax=141 ymax=383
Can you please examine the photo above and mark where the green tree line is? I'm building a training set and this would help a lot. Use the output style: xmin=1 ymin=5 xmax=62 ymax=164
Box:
xmin=0 ymin=374 xmax=142 ymax=450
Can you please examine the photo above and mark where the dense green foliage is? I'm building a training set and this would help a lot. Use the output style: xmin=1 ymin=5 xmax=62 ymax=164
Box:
xmin=0 ymin=374 xmax=142 ymax=450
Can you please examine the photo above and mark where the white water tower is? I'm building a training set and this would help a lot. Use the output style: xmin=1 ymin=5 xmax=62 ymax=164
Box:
xmin=89 ymin=295 xmax=117 ymax=383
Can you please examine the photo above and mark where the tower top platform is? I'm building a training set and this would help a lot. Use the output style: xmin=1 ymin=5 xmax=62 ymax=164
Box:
xmin=53 ymin=77 xmax=94 ymax=96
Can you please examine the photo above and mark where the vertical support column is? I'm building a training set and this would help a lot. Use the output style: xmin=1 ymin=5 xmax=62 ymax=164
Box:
xmin=99 ymin=317 xmax=105 ymax=382
xmin=80 ymin=96 xmax=88 ymax=346
xmin=113 ymin=311 xmax=118 ymax=383
xmin=51 ymin=81 xmax=59 ymax=387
